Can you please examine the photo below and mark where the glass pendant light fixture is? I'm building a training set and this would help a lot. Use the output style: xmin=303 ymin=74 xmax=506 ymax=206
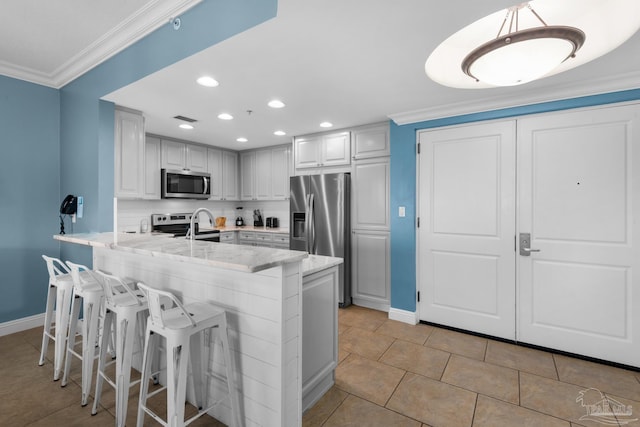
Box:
xmin=425 ymin=0 xmax=640 ymax=89
xmin=461 ymin=3 xmax=584 ymax=86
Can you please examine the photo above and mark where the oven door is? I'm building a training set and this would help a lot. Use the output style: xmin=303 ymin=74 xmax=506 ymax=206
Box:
xmin=161 ymin=169 xmax=211 ymax=199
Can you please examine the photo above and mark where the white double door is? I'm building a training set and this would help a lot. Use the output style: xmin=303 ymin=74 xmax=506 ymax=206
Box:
xmin=418 ymin=103 xmax=640 ymax=366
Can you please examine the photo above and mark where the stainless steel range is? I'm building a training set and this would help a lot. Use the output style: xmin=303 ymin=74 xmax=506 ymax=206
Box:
xmin=151 ymin=213 xmax=220 ymax=242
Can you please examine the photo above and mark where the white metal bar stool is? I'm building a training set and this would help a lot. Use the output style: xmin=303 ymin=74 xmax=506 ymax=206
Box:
xmin=92 ymin=270 xmax=149 ymax=427
xmin=39 ymin=255 xmax=75 ymax=381
xmin=61 ymin=261 xmax=106 ymax=406
xmin=136 ymin=282 xmax=241 ymax=427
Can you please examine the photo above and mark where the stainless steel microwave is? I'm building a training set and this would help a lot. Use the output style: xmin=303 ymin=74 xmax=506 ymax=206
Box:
xmin=161 ymin=169 xmax=211 ymax=199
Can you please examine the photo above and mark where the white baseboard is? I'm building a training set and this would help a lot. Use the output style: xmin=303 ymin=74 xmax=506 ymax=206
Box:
xmin=0 ymin=313 xmax=44 ymax=337
xmin=388 ymin=307 xmax=419 ymax=325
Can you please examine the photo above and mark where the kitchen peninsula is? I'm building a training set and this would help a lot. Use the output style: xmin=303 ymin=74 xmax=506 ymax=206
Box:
xmin=55 ymin=232 xmax=342 ymax=427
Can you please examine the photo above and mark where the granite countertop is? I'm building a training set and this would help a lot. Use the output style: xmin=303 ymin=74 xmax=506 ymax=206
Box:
xmin=54 ymin=232 xmax=307 ymax=273
xmin=302 ymin=254 xmax=343 ymax=277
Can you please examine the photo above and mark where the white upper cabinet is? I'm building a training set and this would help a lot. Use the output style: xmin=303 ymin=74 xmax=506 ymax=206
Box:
xmin=161 ymin=139 xmax=208 ymax=172
xmin=114 ymin=108 xmax=145 ymax=199
xmin=322 ymin=132 xmax=350 ymax=166
xmin=255 ymin=149 xmax=273 ymax=200
xmin=271 ymin=145 xmax=290 ymax=200
xmin=143 ymin=136 xmax=161 ymax=199
xmin=222 ymin=150 xmax=239 ymax=200
xmin=240 ymin=145 xmax=290 ymax=200
xmin=294 ymin=131 xmax=350 ymax=169
xmin=352 ymin=123 xmax=390 ymax=159
xmin=240 ymin=151 xmax=256 ymax=200
xmin=186 ymin=144 xmax=208 ymax=172
xmin=161 ymin=139 xmax=185 ymax=170
xmin=295 ymin=136 xmax=321 ymax=169
xmin=207 ymin=148 xmax=223 ymax=200
xmin=209 ymin=148 xmax=238 ymax=201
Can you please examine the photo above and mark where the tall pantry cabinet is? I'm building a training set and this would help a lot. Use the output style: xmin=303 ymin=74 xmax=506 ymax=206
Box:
xmin=350 ymin=124 xmax=391 ymax=311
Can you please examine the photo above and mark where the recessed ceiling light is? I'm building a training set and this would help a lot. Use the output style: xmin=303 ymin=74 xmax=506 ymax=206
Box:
xmin=196 ymin=76 xmax=219 ymax=87
xmin=320 ymin=122 xmax=333 ymax=128
xmin=179 ymin=123 xmax=194 ymax=130
xmin=268 ymin=99 xmax=285 ymax=108
xmin=218 ymin=113 xmax=233 ymax=120
xmin=236 ymin=137 xmax=248 ymax=143
xmin=274 ymin=130 xmax=286 ymax=136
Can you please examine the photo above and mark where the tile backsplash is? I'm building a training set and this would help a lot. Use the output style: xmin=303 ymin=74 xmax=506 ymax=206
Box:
xmin=117 ymin=199 xmax=290 ymax=233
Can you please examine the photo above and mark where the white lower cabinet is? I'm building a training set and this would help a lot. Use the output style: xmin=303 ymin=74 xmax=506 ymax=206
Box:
xmin=302 ymin=265 xmax=338 ymax=412
xmin=351 ymin=230 xmax=390 ymax=311
xmin=238 ymin=231 xmax=289 ymax=248
xmin=219 ymin=231 xmax=236 ymax=244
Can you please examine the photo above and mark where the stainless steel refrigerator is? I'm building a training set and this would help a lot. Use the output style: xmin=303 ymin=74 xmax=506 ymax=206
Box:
xmin=290 ymin=173 xmax=351 ymax=307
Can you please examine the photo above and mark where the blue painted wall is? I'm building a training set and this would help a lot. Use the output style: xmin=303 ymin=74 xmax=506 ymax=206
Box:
xmin=389 ymin=88 xmax=640 ymax=313
xmin=0 ymin=0 xmax=276 ymax=324
xmin=0 ymin=76 xmax=60 ymax=323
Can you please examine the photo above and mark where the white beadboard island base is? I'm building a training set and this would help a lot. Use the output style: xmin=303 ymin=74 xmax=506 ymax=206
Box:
xmin=55 ymin=233 xmax=342 ymax=427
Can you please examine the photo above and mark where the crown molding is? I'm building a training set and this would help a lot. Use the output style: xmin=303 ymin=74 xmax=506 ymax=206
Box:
xmin=389 ymin=70 xmax=640 ymax=125
xmin=0 ymin=0 xmax=202 ymax=89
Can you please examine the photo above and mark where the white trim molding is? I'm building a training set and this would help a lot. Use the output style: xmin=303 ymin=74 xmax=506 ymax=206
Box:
xmin=388 ymin=307 xmax=419 ymax=325
xmin=0 ymin=313 xmax=44 ymax=337
xmin=0 ymin=0 xmax=202 ymax=88
xmin=389 ymin=70 xmax=640 ymax=126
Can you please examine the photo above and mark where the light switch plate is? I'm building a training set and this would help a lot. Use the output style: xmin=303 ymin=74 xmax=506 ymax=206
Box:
xmin=399 ymin=206 xmax=406 ymax=217
xmin=77 ymin=196 xmax=84 ymax=218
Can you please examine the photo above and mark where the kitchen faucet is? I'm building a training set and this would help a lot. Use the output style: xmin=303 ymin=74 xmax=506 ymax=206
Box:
xmin=186 ymin=207 xmax=215 ymax=243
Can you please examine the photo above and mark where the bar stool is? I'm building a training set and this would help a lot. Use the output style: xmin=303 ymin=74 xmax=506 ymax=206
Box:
xmin=92 ymin=270 xmax=149 ymax=427
xmin=136 ymin=282 xmax=241 ymax=427
xmin=61 ymin=261 xmax=106 ymax=406
xmin=39 ymin=255 xmax=75 ymax=381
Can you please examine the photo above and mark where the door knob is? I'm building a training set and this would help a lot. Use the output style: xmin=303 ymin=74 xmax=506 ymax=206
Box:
xmin=519 ymin=233 xmax=540 ymax=256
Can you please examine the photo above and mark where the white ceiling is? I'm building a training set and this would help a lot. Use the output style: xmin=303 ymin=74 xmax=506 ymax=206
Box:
xmin=5 ymin=0 xmax=640 ymax=150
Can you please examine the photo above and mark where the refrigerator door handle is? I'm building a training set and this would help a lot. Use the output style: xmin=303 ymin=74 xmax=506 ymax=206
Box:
xmin=304 ymin=194 xmax=311 ymax=252
xmin=308 ymin=192 xmax=316 ymax=253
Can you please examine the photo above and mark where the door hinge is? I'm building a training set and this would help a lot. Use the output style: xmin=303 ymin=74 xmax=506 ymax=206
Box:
xmin=417 ymin=217 xmax=420 ymax=228
xmin=417 ymin=291 xmax=420 ymax=302
xmin=417 ymin=143 xmax=421 ymax=154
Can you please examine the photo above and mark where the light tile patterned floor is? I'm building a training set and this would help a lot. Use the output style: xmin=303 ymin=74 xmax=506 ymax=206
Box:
xmin=304 ymin=305 xmax=640 ymax=427
xmin=2 ymin=305 xmax=640 ymax=426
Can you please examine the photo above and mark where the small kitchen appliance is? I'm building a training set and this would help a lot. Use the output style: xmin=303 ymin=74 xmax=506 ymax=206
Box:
xmin=253 ymin=209 xmax=264 ymax=227
xmin=161 ymin=169 xmax=210 ymax=199
xmin=151 ymin=213 xmax=220 ymax=242
xmin=235 ymin=207 xmax=245 ymax=226
xmin=266 ymin=217 xmax=279 ymax=228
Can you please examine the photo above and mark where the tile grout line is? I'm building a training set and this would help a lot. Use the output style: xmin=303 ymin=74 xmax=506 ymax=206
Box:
xmin=469 ymin=393 xmax=479 ymax=427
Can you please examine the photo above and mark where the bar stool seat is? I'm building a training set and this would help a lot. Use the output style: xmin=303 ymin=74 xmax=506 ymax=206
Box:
xmin=39 ymin=255 xmax=76 ymax=381
xmin=61 ymin=261 xmax=107 ymax=406
xmin=136 ymin=282 xmax=241 ymax=427
xmin=92 ymin=270 xmax=149 ymax=427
